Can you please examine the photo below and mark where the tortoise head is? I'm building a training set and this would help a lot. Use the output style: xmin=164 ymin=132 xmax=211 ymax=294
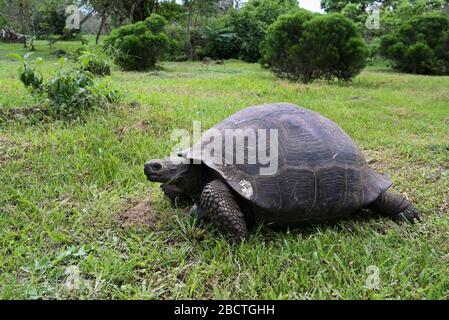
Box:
xmin=144 ymin=157 xmax=187 ymax=184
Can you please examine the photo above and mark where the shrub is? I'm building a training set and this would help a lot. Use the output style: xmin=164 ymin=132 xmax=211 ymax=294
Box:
xmin=77 ymin=50 xmax=112 ymax=77
xmin=9 ymin=54 xmax=119 ymax=116
xmin=46 ymin=65 xmax=118 ymax=115
xmin=261 ymin=11 xmax=368 ymax=83
xmin=8 ymin=53 xmax=43 ymax=90
xmin=104 ymin=14 xmax=170 ymax=71
xmin=380 ymin=14 xmax=449 ymax=75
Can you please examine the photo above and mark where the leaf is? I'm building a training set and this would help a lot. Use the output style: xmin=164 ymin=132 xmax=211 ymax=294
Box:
xmin=34 ymin=57 xmax=44 ymax=66
xmin=7 ymin=53 xmax=24 ymax=62
xmin=56 ymin=57 xmax=67 ymax=69
xmin=23 ymin=52 xmax=33 ymax=60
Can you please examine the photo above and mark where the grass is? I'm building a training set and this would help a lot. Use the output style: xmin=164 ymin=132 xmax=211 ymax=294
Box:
xmin=0 ymin=40 xmax=448 ymax=300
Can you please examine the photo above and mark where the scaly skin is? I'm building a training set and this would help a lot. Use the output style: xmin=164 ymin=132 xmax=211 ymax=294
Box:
xmin=200 ymin=180 xmax=248 ymax=241
xmin=368 ymin=192 xmax=421 ymax=223
xmin=161 ymin=184 xmax=193 ymax=208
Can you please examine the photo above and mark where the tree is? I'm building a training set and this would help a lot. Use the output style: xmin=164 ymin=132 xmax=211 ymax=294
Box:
xmin=157 ymin=1 xmax=187 ymax=22
xmin=33 ymin=0 xmax=71 ymax=38
xmin=380 ymin=13 xmax=449 ymax=74
xmin=0 ymin=0 xmax=8 ymax=27
xmin=261 ymin=10 xmax=368 ymax=82
xmin=181 ymin=0 xmax=222 ymax=60
xmin=104 ymin=14 xmax=170 ymax=70
xmin=228 ymin=0 xmax=299 ymax=62
xmin=321 ymin=0 xmax=374 ymax=13
xmin=381 ymin=0 xmax=448 ymax=33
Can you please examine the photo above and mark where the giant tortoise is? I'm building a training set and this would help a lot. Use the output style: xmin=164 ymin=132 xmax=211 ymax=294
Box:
xmin=144 ymin=103 xmax=419 ymax=240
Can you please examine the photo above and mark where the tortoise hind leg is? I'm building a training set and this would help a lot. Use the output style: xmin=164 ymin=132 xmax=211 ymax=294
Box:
xmin=367 ymin=192 xmax=421 ymax=223
xmin=200 ymin=180 xmax=249 ymax=241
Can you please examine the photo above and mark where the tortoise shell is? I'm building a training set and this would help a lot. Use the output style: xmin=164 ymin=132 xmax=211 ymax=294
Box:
xmin=184 ymin=103 xmax=391 ymax=225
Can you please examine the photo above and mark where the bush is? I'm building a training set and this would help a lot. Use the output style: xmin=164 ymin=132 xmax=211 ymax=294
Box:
xmin=104 ymin=14 xmax=170 ymax=71
xmin=46 ymin=66 xmax=118 ymax=115
xmin=261 ymin=11 xmax=368 ymax=83
xmin=8 ymin=53 xmax=44 ymax=90
xmin=9 ymin=54 xmax=119 ymax=116
xmin=77 ymin=50 xmax=112 ymax=77
xmin=380 ymin=14 xmax=449 ymax=75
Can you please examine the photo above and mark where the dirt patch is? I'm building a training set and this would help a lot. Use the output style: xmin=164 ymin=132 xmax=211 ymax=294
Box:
xmin=119 ymin=198 xmax=156 ymax=229
xmin=0 ymin=136 xmax=15 ymax=146
xmin=0 ymin=136 xmax=15 ymax=167
xmin=134 ymin=120 xmax=152 ymax=132
xmin=115 ymin=117 xmax=172 ymax=141
xmin=432 ymin=90 xmax=449 ymax=102
xmin=391 ymin=107 xmax=418 ymax=119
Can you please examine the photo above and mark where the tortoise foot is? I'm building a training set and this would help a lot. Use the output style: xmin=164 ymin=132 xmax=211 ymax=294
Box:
xmin=189 ymin=204 xmax=207 ymax=219
xmin=392 ymin=204 xmax=421 ymax=224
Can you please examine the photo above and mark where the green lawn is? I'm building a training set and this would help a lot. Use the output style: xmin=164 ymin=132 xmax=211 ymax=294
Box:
xmin=0 ymin=40 xmax=448 ymax=299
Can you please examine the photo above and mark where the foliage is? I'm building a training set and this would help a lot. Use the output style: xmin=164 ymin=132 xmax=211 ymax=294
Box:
xmin=77 ymin=50 xmax=112 ymax=76
xmin=163 ymin=22 xmax=189 ymax=61
xmin=177 ymin=0 xmax=300 ymax=62
xmin=8 ymin=53 xmax=119 ymax=116
xmin=380 ymin=0 xmax=448 ymax=34
xmin=157 ymin=1 xmax=187 ymax=22
xmin=261 ymin=10 xmax=368 ymax=82
xmin=198 ymin=17 xmax=239 ymax=60
xmin=340 ymin=2 xmax=367 ymax=29
xmin=0 ymin=0 xmax=6 ymax=27
xmin=379 ymin=13 xmax=449 ymax=75
xmin=46 ymin=62 xmax=118 ymax=115
xmin=7 ymin=53 xmax=43 ymax=90
xmin=32 ymin=0 xmax=68 ymax=38
xmin=226 ymin=0 xmax=299 ymax=62
xmin=321 ymin=0 xmax=374 ymax=13
xmin=225 ymin=9 xmax=266 ymax=62
xmin=104 ymin=14 xmax=170 ymax=70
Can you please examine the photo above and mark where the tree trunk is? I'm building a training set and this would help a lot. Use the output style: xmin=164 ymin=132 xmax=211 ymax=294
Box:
xmin=18 ymin=3 xmax=26 ymax=35
xmin=80 ymin=9 xmax=95 ymax=27
xmin=96 ymin=12 xmax=107 ymax=45
xmin=130 ymin=0 xmax=147 ymax=22
xmin=187 ymin=1 xmax=194 ymax=61
xmin=23 ymin=0 xmax=34 ymax=36
xmin=129 ymin=1 xmax=137 ymax=23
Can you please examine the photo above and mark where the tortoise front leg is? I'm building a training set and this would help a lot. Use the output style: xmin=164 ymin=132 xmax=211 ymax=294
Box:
xmin=161 ymin=184 xmax=193 ymax=208
xmin=200 ymin=180 xmax=248 ymax=241
xmin=368 ymin=192 xmax=421 ymax=223
xmin=189 ymin=204 xmax=207 ymax=219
